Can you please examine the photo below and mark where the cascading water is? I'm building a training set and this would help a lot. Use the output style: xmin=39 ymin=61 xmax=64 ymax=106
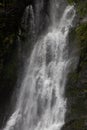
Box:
xmin=3 ymin=1 xmax=76 ymax=130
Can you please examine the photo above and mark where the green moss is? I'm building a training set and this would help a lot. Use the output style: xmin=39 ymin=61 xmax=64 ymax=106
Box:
xmin=67 ymin=0 xmax=87 ymax=17
xmin=66 ymin=87 xmax=79 ymax=97
xmin=0 ymin=0 xmax=16 ymax=8
xmin=76 ymin=23 xmax=87 ymax=62
xmin=66 ymin=72 xmax=79 ymax=97
xmin=69 ymin=72 xmax=79 ymax=83
xmin=67 ymin=0 xmax=74 ymax=4
xmin=77 ymin=1 xmax=87 ymax=17
xmin=68 ymin=23 xmax=87 ymax=68
xmin=72 ymin=119 xmax=86 ymax=130
xmin=69 ymin=23 xmax=87 ymax=78
xmin=3 ymin=34 xmax=15 ymax=45
xmin=67 ymin=0 xmax=79 ymax=4
xmin=0 ymin=3 xmax=3 ymax=6
xmin=67 ymin=0 xmax=80 ymax=4
xmin=76 ymin=23 xmax=87 ymax=43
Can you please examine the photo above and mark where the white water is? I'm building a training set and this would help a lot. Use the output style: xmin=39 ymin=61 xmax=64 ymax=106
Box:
xmin=3 ymin=2 xmax=75 ymax=130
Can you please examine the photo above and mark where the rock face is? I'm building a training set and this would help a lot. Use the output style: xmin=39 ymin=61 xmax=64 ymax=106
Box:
xmin=62 ymin=1 xmax=87 ymax=130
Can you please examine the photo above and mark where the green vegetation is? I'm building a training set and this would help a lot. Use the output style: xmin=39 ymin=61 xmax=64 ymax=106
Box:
xmin=67 ymin=0 xmax=81 ymax=4
xmin=70 ymin=118 xmax=86 ymax=130
xmin=66 ymin=1 xmax=87 ymax=130
xmin=67 ymin=0 xmax=74 ymax=4
xmin=67 ymin=0 xmax=87 ymax=74
xmin=76 ymin=23 xmax=87 ymax=71
xmin=67 ymin=0 xmax=87 ymax=17
xmin=77 ymin=1 xmax=87 ymax=17
xmin=76 ymin=23 xmax=87 ymax=48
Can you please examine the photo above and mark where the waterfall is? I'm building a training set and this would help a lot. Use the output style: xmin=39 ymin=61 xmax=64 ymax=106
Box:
xmin=3 ymin=1 xmax=76 ymax=130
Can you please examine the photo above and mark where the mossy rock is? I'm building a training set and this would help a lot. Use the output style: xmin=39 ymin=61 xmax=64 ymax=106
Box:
xmin=76 ymin=23 xmax=87 ymax=44
xmin=75 ymin=23 xmax=87 ymax=71
xmin=67 ymin=0 xmax=74 ymax=4
xmin=67 ymin=0 xmax=87 ymax=17
xmin=77 ymin=1 xmax=87 ymax=17
xmin=62 ymin=117 xmax=87 ymax=130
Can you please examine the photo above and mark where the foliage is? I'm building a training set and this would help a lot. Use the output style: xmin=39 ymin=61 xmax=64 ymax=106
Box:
xmin=67 ymin=0 xmax=80 ymax=4
xmin=67 ymin=0 xmax=87 ymax=17
xmin=75 ymin=23 xmax=87 ymax=67
xmin=76 ymin=23 xmax=87 ymax=42
xmin=66 ymin=2 xmax=87 ymax=127
xmin=67 ymin=0 xmax=74 ymax=4
xmin=77 ymin=1 xmax=87 ymax=17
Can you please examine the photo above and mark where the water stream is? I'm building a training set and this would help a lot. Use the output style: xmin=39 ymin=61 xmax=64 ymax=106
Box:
xmin=3 ymin=1 xmax=76 ymax=130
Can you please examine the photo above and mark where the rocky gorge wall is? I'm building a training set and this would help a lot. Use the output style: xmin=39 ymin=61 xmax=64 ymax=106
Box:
xmin=62 ymin=0 xmax=87 ymax=129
